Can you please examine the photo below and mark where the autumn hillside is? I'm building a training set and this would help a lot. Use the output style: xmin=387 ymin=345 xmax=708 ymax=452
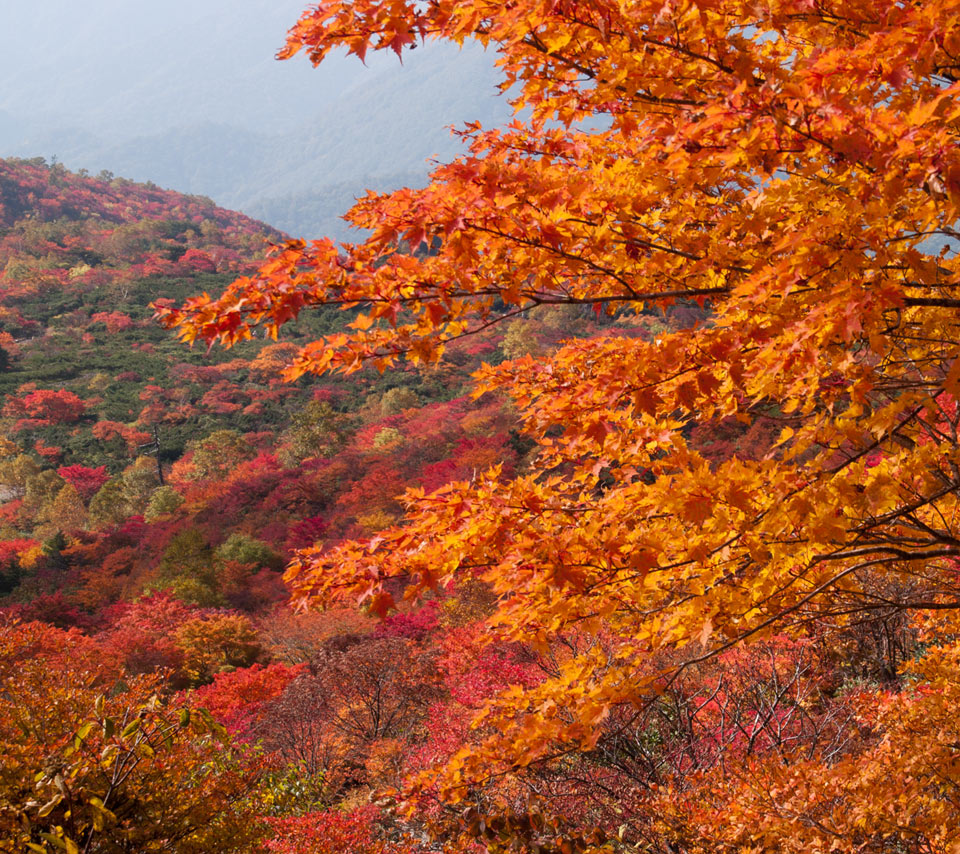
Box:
xmin=7 ymin=0 xmax=960 ymax=844
xmin=0 ymin=157 xmax=668 ymax=851
xmin=0 ymin=155 xmax=282 ymax=306
xmin=0 ymin=155 xmax=557 ymax=604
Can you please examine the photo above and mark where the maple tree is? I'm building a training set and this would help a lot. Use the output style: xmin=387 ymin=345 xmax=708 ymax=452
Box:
xmin=56 ymin=465 xmax=110 ymax=503
xmin=4 ymin=389 xmax=88 ymax=429
xmin=174 ymin=612 xmax=265 ymax=686
xmin=192 ymin=662 xmax=306 ymax=738
xmin=161 ymin=0 xmax=960 ymax=849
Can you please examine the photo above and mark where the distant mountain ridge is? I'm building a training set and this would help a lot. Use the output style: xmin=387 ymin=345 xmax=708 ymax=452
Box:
xmin=0 ymin=1 xmax=511 ymax=240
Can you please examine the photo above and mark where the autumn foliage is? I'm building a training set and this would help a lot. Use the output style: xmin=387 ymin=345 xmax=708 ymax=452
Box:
xmin=157 ymin=0 xmax=960 ymax=851
xmin=3 ymin=0 xmax=960 ymax=852
xmin=4 ymin=389 xmax=87 ymax=429
xmin=0 ymin=620 xmax=264 ymax=853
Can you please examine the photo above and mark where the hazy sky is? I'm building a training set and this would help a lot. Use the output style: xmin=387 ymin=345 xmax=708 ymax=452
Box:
xmin=0 ymin=0 xmax=434 ymax=137
xmin=0 ymin=0 xmax=508 ymax=237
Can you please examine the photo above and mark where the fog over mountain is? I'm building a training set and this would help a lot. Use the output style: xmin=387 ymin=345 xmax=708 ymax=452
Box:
xmin=0 ymin=0 xmax=510 ymax=239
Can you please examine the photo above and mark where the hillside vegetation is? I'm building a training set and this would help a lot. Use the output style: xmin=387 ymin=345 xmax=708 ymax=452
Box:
xmin=0 ymin=158 xmax=668 ymax=852
xmin=6 ymin=0 xmax=960 ymax=850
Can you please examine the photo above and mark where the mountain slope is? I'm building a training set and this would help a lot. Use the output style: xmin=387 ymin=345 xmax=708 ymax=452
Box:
xmin=0 ymin=156 xmax=282 ymax=306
